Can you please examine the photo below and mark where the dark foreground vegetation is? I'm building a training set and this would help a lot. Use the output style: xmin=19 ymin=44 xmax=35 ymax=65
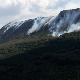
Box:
xmin=0 ymin=32 xmax=80 ymax=80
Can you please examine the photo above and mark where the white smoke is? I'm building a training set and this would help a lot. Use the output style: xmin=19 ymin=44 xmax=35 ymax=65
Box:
xmin=52 ymin=23 xmax=80 ymax=37
xmin=68 ymin=23 xmax=80 ymax=33
xmin=27 ymin=19 xmax=38 ymax=35
xmin=27 ymin=9 xmax=80 ymax=36
xmin=27 ymin=17 xmax=47 ymax=35
xmin=27 ymin=16 xmax=54 ymax=35
xmin=27 ymin=16 xmax=80 ymax=36
xmin=51 ymin=9 xmax=80 ymax=37
xmin=52 ymin=31 xmax=67 ymax=37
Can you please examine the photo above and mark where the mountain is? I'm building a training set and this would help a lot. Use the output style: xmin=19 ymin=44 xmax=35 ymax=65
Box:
xmin=0 ymin=8 xmax=80 ymax=40
xmin=0 ymin=8 xmax=80 ymax=80
xmin=0 ymin=28 xmax=80 ymax=80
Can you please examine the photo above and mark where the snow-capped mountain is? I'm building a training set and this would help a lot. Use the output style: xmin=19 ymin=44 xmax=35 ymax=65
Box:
xmin=3 ymin=21 xmax=25 ymax=34
xmin=0 ymin=8 xmax=80 ymax=39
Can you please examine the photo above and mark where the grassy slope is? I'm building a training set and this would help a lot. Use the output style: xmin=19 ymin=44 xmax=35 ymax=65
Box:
xmin=0 ymin=32 xmax=80 ymax=80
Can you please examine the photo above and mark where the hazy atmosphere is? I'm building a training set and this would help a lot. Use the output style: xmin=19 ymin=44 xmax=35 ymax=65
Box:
xmin=0 ymin=0 xmax=80 ymax=28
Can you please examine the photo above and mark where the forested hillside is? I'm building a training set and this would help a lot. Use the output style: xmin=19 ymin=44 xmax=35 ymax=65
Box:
xmin=0 ymin=32 xmax=80 ymax=80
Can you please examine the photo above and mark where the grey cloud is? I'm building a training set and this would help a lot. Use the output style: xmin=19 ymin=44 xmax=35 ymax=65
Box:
xmin=47 ymin=0 xmax=80 ymax=10
xmin=53 ymin=0 xmax=70 ymax=9
xmin=0 ymin=0 xmax=80 ymax=29
xmin=0 ymin=3 xmax=21 ymax=17
xmin=29 ymin=3 xmax=41 ymax=12
xmin=46 ymin=0 xmax=69 ymax=10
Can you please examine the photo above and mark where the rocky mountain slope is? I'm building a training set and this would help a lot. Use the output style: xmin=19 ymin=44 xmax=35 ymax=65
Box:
xmin=0 ymin=8 xmax=80 ymax=39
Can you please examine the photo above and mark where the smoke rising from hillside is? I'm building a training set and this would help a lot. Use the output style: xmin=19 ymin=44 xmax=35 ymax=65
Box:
xmin=51 ymin=23 xmax=80 ymax=37
xmin=27 ymin=16 xmax=54 ymax=35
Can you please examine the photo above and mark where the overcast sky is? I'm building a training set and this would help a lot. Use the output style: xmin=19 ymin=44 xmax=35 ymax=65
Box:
xmin=0 ymin=0 xmax=80 ymax=28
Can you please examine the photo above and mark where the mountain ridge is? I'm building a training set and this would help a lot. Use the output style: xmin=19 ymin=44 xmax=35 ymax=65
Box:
xmin=0 ymin=8 xmax=80 ymax=40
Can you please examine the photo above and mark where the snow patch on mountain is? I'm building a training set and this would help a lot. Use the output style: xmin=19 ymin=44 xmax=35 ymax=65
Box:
xmin=3 ymin=21 xmax=25 ymax=34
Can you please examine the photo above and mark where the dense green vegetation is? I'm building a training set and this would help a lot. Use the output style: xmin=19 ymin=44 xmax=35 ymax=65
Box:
xmin=0 ymin=32 xmax=80 ymax=80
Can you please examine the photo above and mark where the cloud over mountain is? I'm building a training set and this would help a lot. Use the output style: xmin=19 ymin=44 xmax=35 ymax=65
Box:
xmin=0 ymin=0 xmax=80 ymax=28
